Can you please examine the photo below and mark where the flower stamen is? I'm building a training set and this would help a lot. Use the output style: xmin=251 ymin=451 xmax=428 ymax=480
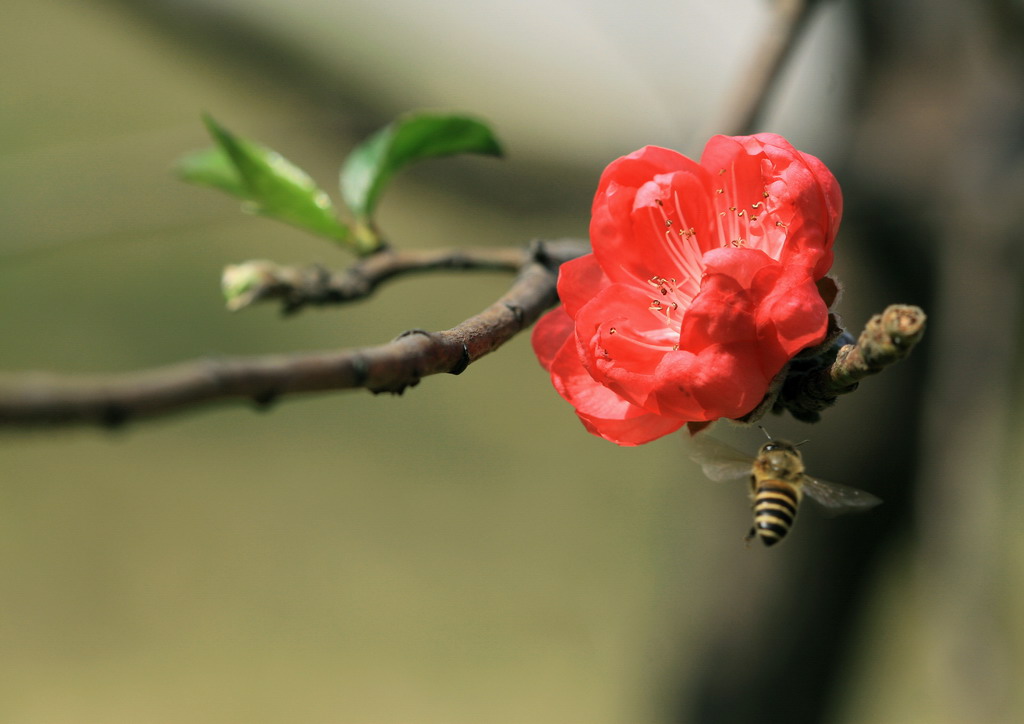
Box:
xmin=646 ymin=190 xmax=703 ymax=291
xmin=644 ymin=275 xmax=687 ymax=325
xmin=608 ymin=324 xmax=677 ymax=352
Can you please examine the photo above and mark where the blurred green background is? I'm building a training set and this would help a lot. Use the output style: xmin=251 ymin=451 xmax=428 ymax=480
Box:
xmin=2 ymin=1 xmax=1023 ymax=723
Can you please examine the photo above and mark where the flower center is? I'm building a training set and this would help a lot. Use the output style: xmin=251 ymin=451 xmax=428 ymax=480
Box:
xmin=637 ymin=171 xmax=782 ymax=342
xmin=713 ymin=167 xmax=787 ymax=259
xmin=646 ymin=274 xmax=680 ymax=318
xmin=714 ymin=167 xmax=765 ymax=248
xmin=646 ymin=196 xmax=703 ymax=328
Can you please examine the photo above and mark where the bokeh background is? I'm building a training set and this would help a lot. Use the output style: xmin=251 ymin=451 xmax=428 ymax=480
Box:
xmin=2 ymin=1 xmax=1022 ymax=722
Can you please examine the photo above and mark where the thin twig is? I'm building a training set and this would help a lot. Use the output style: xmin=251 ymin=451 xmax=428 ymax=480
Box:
xmin=776 ymin=304 xmax=928 ymax=421
xmin=223 ymin=246 xmax=528 ymax=313
xmin=0 ymin=240 xmax=588 ymax=429
xmin=719 ymin=0 xmax=816 ymax=136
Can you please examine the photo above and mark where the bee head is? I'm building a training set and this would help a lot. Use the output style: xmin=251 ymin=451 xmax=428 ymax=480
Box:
xmin=758 ymin=426 xmax=808 ymax=459
xmin=759 ymin=439 xmax=801 ymax=457
xmin=755 ymin=438 xmax=805 ymax=478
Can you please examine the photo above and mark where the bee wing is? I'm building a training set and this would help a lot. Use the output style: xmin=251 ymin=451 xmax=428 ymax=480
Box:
xmin=801 ymin=476 xmax=882 ymax=516
xmin=688 ymin=434 xmax=755 ymax=482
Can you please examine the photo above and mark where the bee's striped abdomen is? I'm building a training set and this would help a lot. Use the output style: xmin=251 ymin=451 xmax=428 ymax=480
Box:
xmin=749 ymin=481 xmax=801 ymax=547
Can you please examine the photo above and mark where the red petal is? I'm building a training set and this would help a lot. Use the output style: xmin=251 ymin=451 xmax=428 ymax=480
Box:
xmin=687 ymin=342 xmax=772 ymax=418
xmin=755 ymin=270 xmax=829 ymax=363
xmin=590 ymin=147 xmax=714 ymax=290
xmin=794 ymin=148 xmax=842 ymax=278
xmin=700 ymin=134 xmax=839 ymax=278
xmin=531 ymin=307 xmax=574 ymax=372
xmin=573 ymin=392 xmax=688 ymax=446
xmin=676 ymin=272 xmax=758 ymax=354
xmin=645 ymin=349 xmax=711 ymax=419
xmin=572 ymin=282 xmax=678 ymax=409
xmin=648 ymin=342 xmax=770 ymax=420
xmin=548 ymin=328 xmax=686 ymax=445
xmin=556 ymin=254 xmax=608 ymax=318
xmin=595 ymin=145 xmax=699 ymax=192
xmin=700 ymin=136 xmax=778 ymax=253
xmin=701 ymin=247 xmax=775 ymax=289
xmin=758 ymin=137 xmax=839 ymax=277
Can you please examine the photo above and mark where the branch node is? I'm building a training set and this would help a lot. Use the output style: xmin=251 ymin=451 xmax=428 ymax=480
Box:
xmin=102 ymin=404 xmax=130 ymax=429
xmin=394 ymin=328 xmax=432 ymax=342
xmin=503 ymin=301 xmax=525 ymax=328
xmin=252 ymin=389 xmax=279 ymax=410
xmin=530 ymin=239 xmax=553 ymax=268
xmin=448 ymin=344 xmax=472 ymax=376
xmin=369 ymin=378 xmax=420 ymax=396
xmin=350 ymin=354 xmax=370 ymax=388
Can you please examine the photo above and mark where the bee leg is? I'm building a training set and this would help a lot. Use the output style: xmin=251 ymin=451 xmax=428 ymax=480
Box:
xmin=744 ymin=527 xmax=756 ymax=547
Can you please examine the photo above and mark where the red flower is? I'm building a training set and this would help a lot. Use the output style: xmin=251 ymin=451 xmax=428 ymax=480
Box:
xmin=532 ymin=134 xmax=842 ymax=445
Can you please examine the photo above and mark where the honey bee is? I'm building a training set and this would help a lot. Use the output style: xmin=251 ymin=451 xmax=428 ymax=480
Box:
xmin=689 ymin=430 xmax=881 ymax=546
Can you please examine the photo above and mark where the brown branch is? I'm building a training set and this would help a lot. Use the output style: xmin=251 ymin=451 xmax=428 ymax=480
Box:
xmin=222 ymin=246 xmax=529 ymax=313
xmin=0 ymin=239 xmax=588 ymax=429
xmin=719 ymin=0 xmax=817 ymax=136
xmin=777 ymin=304 xmax=928 ymax=421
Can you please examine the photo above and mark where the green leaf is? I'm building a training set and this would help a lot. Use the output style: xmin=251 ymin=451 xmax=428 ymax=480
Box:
xmin=340 ymin=112 xmax=504 ymax=220
xmin=177 ymin=115 xmax=350 ymax=243
xmin=175 ymin=146 xmax=247 ymax=198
